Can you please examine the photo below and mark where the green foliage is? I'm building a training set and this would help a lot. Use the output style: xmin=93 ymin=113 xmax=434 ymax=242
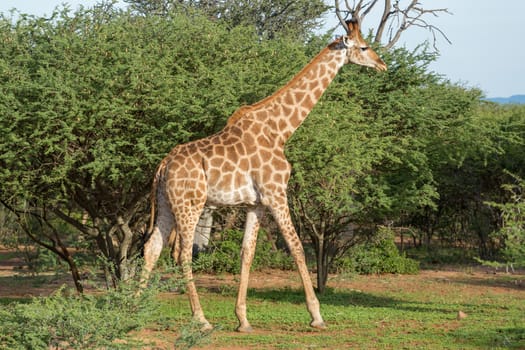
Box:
xmin=174 ymin=321 xmax=215 ymax=350
xmin=251 ymin=232 xmax=295 ymax=272
xmin=29 ymin=248 xmax=64 ymax=274
xmin=1 ymin=0 xmax=523 ymax=283
xmin=193 ymin=229 xmax=294 ymax=274
xmin=0 ymin=3 xmax=309 ymax=281
xmin=288 ymin=45 xmax=471 ymax=291
xmin=0 ymin=5 xmax=267 ymax=201
xmin=486 ymin=172 xmax=525 ymax=267
xmin=334 ymin=228 xmax=419 ymax=275
xmin=193 ymin=230 xmax=243 ymax=274
xmin=0 ymin=281 xmax=161 ymax=349
xmin=413 ymin=103 xmax=525 ymax=257
xmin=125 ymin=0 xmax=329 ymax=39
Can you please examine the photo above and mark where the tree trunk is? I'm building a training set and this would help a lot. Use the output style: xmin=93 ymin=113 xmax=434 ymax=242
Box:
xmin=316 ymin=256 xmax=328 ymax=294
xmin=117 ymin=216 xmax=135 ymax=281
xmin=64 ymin=253 xmax=84 ymax=293
xmin=314 ymin=234 xmax=328 ymax=294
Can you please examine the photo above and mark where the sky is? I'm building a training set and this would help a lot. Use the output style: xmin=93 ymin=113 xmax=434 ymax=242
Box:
xmin=1 ymin=0 xmax=523 ymax=98
xmin=412 ymin=0 xmax=525 ymax=98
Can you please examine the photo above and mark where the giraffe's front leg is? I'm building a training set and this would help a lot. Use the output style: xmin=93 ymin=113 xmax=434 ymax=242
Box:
xmin=235 ymin=207 xmax=263 ymax=332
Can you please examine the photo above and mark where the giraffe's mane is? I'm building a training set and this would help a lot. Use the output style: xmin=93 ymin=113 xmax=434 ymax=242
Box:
xmin=226 ymin=38 xmax=343 ymax=126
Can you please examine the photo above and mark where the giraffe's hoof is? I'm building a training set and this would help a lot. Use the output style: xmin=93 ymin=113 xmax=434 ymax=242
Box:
xmin=199 ymin=322 xmax=214 ymax=332
xmin=236 ymin=325 xmax=254 ymax=333
xmin=310 ymin=320 xmax=327 ymax=330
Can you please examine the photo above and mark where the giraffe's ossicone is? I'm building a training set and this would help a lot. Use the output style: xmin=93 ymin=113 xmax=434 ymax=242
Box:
xmin=140 ymin=18 xmax=386 ymax=332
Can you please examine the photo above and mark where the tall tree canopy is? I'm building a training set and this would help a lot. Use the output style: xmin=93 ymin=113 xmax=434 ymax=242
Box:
xmin=0 ymin=3 xmax=310 ymax=286
xmin=124 ymin=0 xmax=329 ymax=39
xmin=287 ymin=44 xmax=483 ymax=291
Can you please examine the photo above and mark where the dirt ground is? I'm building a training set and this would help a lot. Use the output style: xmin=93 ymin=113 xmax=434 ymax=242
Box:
xmin=1 ymin=246 xmax=523 ymax=298
xmin=0 ymin=246 xmax=73 ymax=297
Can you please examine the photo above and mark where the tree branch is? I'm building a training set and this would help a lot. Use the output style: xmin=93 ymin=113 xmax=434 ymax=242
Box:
xmin=337 ymin=0 xmax=451 ymax=51
xmin=52 ymin=207 xmax=99 ymax=237
xmin=374 ymin=0 xmax=392 ymax=44
xmin=385 ymin=2 xmax=451 ymax=50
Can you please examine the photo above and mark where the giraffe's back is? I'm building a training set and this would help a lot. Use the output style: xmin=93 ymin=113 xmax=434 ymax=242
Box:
xmin=162 ymin=128 xmax=260 ymax=208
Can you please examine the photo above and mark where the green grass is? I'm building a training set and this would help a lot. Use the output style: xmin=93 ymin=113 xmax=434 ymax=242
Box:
xmin=0 ymin=270 xmax=523 ymax=349
xmin=150 ymin=272 xmax=525 ymax=349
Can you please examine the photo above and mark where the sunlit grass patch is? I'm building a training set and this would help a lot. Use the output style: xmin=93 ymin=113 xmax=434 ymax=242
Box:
xmin=151 ymin=271 xmax=524 ymax=349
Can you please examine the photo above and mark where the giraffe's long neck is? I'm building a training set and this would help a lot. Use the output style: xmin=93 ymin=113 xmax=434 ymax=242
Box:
xmin=228 ymin=40 xmax=347 ymax=145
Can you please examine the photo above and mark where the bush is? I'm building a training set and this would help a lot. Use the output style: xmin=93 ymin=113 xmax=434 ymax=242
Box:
xmin=193 ymin=229 xmax=294 ymax=274
xmin=334 ymin=228 xmax=419 ymax=275
xmin=0 ymin=279 xmax=164 ymax=349
xmin=486 ymin=173 xmax=525 ymax=268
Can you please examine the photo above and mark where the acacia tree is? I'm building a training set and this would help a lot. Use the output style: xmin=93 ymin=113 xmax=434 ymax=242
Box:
xmin=0 ymin=4 xmax=310 ymax=288
xmin=287 ymin=41 xmax=483 ymax=291
xmin=284 ymin=1 xmax=455 ymax=292
xmin=416 ymin=103 xmax=525 ymax=257
xmin=125 ymin=0 xmax=329 ymax=39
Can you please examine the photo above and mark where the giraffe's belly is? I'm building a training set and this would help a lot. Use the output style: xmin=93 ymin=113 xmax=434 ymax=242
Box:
xmin=206 ymin=173 xmax=259 ymax=206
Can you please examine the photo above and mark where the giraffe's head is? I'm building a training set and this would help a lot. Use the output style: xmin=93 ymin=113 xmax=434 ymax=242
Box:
xmin=340 ymin=19 xmax=387 ymax=71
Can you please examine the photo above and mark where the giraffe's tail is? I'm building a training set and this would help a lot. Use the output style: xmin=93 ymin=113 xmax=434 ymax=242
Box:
xmin=148 ymin=160 xmax=166 ymax=235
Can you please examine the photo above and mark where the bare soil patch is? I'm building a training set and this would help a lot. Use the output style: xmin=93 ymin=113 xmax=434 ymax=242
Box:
xmin=1 ymin=246 xmax=523 ymax=299
xmin=0 ymin=246 xmax=75 ymax=298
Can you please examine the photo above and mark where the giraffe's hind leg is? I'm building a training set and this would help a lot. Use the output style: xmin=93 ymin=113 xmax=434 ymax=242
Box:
xmin=169 ymin=228 xmax=181 ymax=264
xmin=140 ymin=192 xmax=174 ymax=290
xmin=176 ymin=205 xmax=212 ymax=331
xmin=140 ymin=227 xmax=163 ymax=289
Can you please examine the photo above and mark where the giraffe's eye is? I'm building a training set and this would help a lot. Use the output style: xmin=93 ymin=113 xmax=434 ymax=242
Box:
xmin=360 ymin=47 xmax=369 ymax=52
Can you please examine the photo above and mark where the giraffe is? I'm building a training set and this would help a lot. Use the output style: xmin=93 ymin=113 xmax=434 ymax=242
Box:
xmin=141 ymin=19 xmax=387 ymax=332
